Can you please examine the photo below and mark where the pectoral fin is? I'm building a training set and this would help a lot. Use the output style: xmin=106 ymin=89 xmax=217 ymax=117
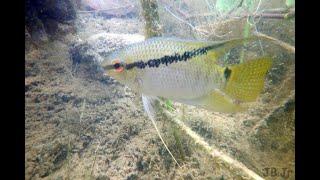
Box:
xmin=141 ymin=94 xmax=180 ymax=167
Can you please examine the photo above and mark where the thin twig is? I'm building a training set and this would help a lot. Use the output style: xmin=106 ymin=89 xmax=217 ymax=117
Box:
xmin=244 ymin=12 xmax=294 ymax=19
xmin=150 ymin=111 xmax=181 ymax=167
xmin=163 ymin=6 xmax=209 ymax=36
xmin=204 ymin=0 xmax=215 ymax=12
xmin=158 ymin=0 xmax=188 ymax=18
xmin=262 ymin=8 xmax=290 ymax=14
xmin=80 ymin=99 xmax=86 ymax=123
xmin=163 ymin=6 xmax=196 ymax=30
xmin=163 ymin=110 xmax=264 ymax=180
xmin=159 ymin=0 xmax=188 ymax=18
xmin=77 ymin=5 xmax=134 ymax=14
xmin=253 ymin=0 xmax=262 ymax=15
xmin=253 ymin=32 xmax=295 ymax=53
xmin=248 ymin=3 xmax=265 ymax=56
xmin=186 ymin=8 xmax=295 ymax=20
xmin=227 ymin=0 xmax=244 ymax=15
xmin=90 ymin=142 xmax=101 ymax=176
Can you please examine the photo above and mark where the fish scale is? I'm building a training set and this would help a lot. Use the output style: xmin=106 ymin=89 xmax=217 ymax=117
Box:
xmin=140 ymin=63 xmax=219 ymax=99
xmin=102 ymin=37 xmax=272 ymax=112
xmin=122 ymin=38 xmax=223 ymax=99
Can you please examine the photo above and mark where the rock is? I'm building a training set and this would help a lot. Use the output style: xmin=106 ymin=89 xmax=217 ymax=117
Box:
xmin=70 ymin=42 xmax=103 ymax=65
xmin=126 ymin=174 xmax=139 ymax=180
xmin=86 ymin=33 xmax=145 ymax=61
xmin=69 ymin=42 xmax=105 ymax=80
xmin=57 ymin=23 xmax=76 ymax=35
xmin=251 ymin=95 xmax=295 ymax=152
xmin=183 ymin=173 xmax=194 ymax=180
xmin=25 ymin=26 xmax=38 ymax=52
xmin=25 ymin=0 xmax=76 ymax=42
xmin=55 ymin=176 xmax=64 ymax=180
xmin=68 ymin=33 xmax=144 ymax=81
xmin=52 ymin=145 xmax=68 ymax=168
xmin=81 ymin=135 xmax=93 ymax=149
xmin=38 ymin=166 xmax=50 ymax=177
xmin=25 ymin=166 xmax=34 ymax=177
xmin=40 ymin=0 xmax=76 ymax=23
xmin=60 ymin=94 xmax=72 ymax=102
xmin=243 ymin=119 xmax=255 ymax=127
xmin=96 ymin=175 xmax=110 ymax=180
xmin=28 ymin=18 xmax=49 ymax=43
xmin=136 ymin=158 xmax=149 ymax=172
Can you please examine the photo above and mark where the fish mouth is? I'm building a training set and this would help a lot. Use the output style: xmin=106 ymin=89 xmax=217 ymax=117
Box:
xmin=102 ymin=64 xmax=116 ymax=70
xmin=102 ymin=62 xmax=126 ymax=71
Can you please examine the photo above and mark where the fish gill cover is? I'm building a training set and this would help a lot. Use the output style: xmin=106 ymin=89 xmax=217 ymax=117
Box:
xmin=25 ymin=0 xmax=294 ymax=179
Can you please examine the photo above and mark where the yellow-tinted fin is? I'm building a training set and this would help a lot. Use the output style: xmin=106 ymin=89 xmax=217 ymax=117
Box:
xmin=223 ymin=57 xmax=272 ymax=102
xmin=205 ymin=36 xmax=260 ymax=62
xmin=201 ymin=90 xmax=247 ymax=113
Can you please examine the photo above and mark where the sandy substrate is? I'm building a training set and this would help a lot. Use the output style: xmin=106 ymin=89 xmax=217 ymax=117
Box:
xmin=25 ymin=13 xmax=295 ymax=180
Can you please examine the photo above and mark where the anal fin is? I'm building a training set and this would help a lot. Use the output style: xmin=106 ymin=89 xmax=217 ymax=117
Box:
xmin=192 ymin=90 xmax=247 ymax=113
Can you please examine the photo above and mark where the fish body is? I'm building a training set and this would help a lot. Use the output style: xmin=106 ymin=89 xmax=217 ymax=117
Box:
xmin=102 ymin=37 xmax=272 ymax=112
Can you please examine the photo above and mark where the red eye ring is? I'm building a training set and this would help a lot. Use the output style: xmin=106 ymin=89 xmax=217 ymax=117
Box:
xmin=113 ymin=60 xmax=124 ymax=72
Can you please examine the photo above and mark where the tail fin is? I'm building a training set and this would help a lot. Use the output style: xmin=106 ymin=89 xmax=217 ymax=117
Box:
xmin=223 ymin=57 xmax=272 ymax=102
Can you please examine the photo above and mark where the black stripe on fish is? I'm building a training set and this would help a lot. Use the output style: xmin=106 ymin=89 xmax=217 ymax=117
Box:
xmin=125 ymin=43 xmax=225 ymax=70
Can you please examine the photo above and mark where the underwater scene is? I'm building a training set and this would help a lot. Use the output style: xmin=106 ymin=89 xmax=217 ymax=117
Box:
xmin=25 ymin=0 xmax=295 ymax=179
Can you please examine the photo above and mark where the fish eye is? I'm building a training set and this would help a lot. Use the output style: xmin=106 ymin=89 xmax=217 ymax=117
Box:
xmin=113 ymin=62 xmax=121 ymax=69
xmin=112 ymin=60 xmax=124 ymax=72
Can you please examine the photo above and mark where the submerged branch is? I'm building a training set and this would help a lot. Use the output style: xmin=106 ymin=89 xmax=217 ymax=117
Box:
xmin=140 ymin=0 xmax=162 ymax=38
xmin=240 ymin=10 xmax=295 ymax=20
xmin=186 ymin=8 xmax=295 ymax=20
xmin=77 ymin=5 xmax=134 ymax=13
xmin=163 ymin=110 xmax=264 ymax=180
xmin=253 ymin=32 xmax=295 ymax=53
xmin=262 ymin=8 xmax=292 ymax=14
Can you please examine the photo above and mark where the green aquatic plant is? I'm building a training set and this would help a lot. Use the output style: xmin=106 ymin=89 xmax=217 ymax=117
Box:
xmin=172 ymin=126 xmax=186 ymax=161
xmin=286 ymin=0 xmax=295 ymax=8
xmin=216 ymin=0 xmax=259 ymax=14
xmin=164 ymin=99 xmax=175 ymax=112
xmin=216 ymin=0 xmax=242 ymax=13
xmin=163 ymin=99 xmax=188 ymax=162
xmin=240 ymin=0 xmax=257 ymax=63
